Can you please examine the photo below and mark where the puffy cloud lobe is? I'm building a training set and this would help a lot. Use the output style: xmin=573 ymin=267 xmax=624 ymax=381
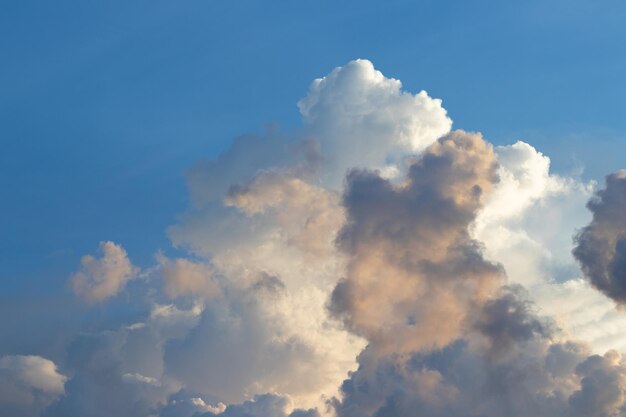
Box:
xmin=225 ymin=170 xmax=345 ymax=257
xmin=70 ymin=241 xmax=139 ymax=303
xmin=476 ymin=286 xmax=551 ymax=359
xmin=331 ymin=130 xmax=503 ymax=355
xmin=164 ymin=275 xmax=361 ymax=405
xmin=195 ymin=393 xmax=319 ymax=417
xmin=574 ymin=171 xmax=626 ymax=303
xmin=474 ymin=140 xmax=593 ymax=287
xmin=0 ymin=355 xmax=67 ymax=417
xmin=157 ymin=255 xmax=222 ymax=300
xmin=569 ymin=351 xmax=626 ymax=417
xmin=168 ymin=167 xmax=363 ymax=409
xmin=299 ymin=59 xmax=452 ymax=184
xmin=159 ymin=391 xmax=226 ymax=417
xmin=480 ymin=141 xmax=565 ymax=223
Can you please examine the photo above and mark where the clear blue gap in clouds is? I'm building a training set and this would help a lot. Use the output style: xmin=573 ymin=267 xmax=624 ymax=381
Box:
xmin=0 ymin=0 xmax=624 ymax=294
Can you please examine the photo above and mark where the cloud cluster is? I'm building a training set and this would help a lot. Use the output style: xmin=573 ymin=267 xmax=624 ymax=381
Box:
xmin=331 ymin=132 xmax=626 ymax=417
xmin=3 ymin=59 xmax=626 ymax=417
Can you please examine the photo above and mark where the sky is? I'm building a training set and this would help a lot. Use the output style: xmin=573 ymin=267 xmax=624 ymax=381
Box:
xmin=1 ymin=1 xmax=626 ymax=417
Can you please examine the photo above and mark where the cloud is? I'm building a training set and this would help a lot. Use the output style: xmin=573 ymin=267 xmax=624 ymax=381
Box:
xmin=183 ymin=59 xmax=452 ymax=213
xmin=334 ymin=312 xmax=626 ymax=417
xmin=0 ymin=355 xmax=66 ymax=417
xmin=6 ymin=59 xmax=626 ymax=417
xmin=198 ymin=393 xmax=318 ymax=417
xmin=160 ymin=60 xmax=452 ymax=411
xmin=574 ymin=171 xmax=626 ymax=303
xmin=299 ymin=59 xmax=452 ymax=184
xmin=41 ymin=302 xmax=201 ymax=417
xmin=70 ymin=241 xmax=139 ymax=303
xmin=159 ymin=391 xmax=226 ymax=417
xmin=162 ymin=274 xmax=361 ymax=409
xmin=157 ymin=255 xmax=221 ymax=300
xmin=225 ymin=170 xmax=345 ymax=257
xmin=329 ymin=133 xmax=626 ymax=417
xmin=474 ymin=140 xmax=594 ymax=287
xmin=331 ymin=130 xmax=502 ymax=355
xmin=468 ymin=141 xmax=626 ymax=358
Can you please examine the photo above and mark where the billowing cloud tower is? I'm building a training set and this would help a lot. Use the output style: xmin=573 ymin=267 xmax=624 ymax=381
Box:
xmin=4 ymin=60 xmax=626 ymax=417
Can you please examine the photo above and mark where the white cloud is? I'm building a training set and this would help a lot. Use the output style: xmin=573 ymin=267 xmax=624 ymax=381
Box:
xmin=163 ymin=61 xmax=453 ymax=410
xmin=298 ymin=59 xmax=452 ymax=184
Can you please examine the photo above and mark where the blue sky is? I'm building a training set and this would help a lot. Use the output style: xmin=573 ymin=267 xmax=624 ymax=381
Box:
xmin=4 ymin=3 xmax=626 ymax=417
xmin=1 ymin=0 xmax=625 ymax=294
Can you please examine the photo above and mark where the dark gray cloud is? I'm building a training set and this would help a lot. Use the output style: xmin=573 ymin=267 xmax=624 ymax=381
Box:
xmin=476 ymin=286 xmax=551 ymax=359
xmin=574 ymin=171 xmax=626 ymax=303
xmin=330 ymin=130 xmax=503 ymax=354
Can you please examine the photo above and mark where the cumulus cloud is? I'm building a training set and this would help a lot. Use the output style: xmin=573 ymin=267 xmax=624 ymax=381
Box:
xmin=334 ymin=317 xmax=626 ymax=417
xmin=574 ymin=171 xmax=626 ymax=303
xmin=183 ymin=59 xmax=451 ymax=213
xmin=70 ymin=241 xmax=139 ymax=303
xmin=158 ymin=60 xmax=453 ymax=411
xmin=330 ymin=132 xmax=626 ymax=417
xmin=474 ymin=140 xmax=593 ymax=287
xmin=41 ymin=301 xmax=202 ymax=417
xmin=331 ymin=130 xmax=503 ymax=355
xmin=469 ymin=140 xmax=626 ymax=357
xmin=0 ymin=355 xmax=67 ymax=417
xmin=298 ymin=59 xmax=452 ymax=184
xmin=6 ymin=59 xmax=626 ymax=417
xmin=162 ymin=272 xmax=361 ymax=409
xmin=159 ymin=391 xmax=226 ymax=417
